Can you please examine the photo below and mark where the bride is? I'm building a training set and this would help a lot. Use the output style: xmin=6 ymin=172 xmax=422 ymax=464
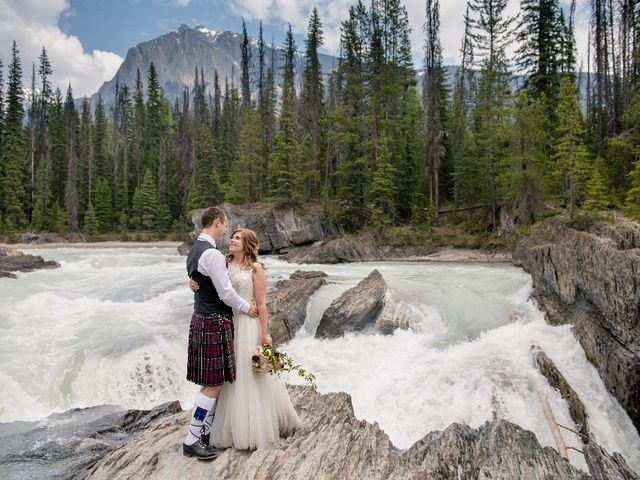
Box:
xmin=206 ymin=227 xmax=300 ymax=450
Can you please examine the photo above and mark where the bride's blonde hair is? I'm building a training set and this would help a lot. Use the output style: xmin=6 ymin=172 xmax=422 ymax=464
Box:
xmin=226 ymin=228 xmax=266 ymax=271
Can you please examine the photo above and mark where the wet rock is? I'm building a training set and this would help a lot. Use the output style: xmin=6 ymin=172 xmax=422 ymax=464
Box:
xmin=268 ymin=270 xmax=327 ymax=345
xmin=514 ymin=218 xmax=640 ymax=433
xmin=0 ymin=246 xmax=60 ymax=278
xmin=531 ymin=346 xmax=590 ymax=442
xmin=81 ymin=387 xmax=637 ymax=480
xmin=0 ymin=401 xmax=181 ymax=480
xmin=316 ymin=269 xmax=386 ymax=338
xmin=388 ymin=420 xmax=592 ymax=480
xmin=584 ymin=442 xmax=640 ymax=480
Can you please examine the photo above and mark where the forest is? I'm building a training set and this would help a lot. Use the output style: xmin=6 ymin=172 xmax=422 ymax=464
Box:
xmin=0 ymin=0 xmax=639 ymax=239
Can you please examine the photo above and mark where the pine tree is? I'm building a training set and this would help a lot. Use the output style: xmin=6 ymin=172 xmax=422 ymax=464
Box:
xmin=368 ymin=134 xmax=397 ymax=225
xmin=584 ymin=161 xmax=612 ymax=210
xmin=470 ymin=0 xmax=517 ymax=227
xmin=450 ymin=5 xmax=476 ymax=209
xmin=49 ymin=88 xmax=67 ymax=209
xmin=84 ymin=202 xmax=99 ymax=237
xmin=240 ymin=19 xmax=252 ymax=108
xmin=423 ymin=0 xmax=446 ymax=216
xmin=553 ymin=75 xmax=591 ymax=220
xmin=216 ymin=79 xmax=240 ymax=183
xmin=140 ymin=168 xmax=157 ymax=230
xmin=93 ymin=177 xmax=113 ymax=231
xmin=77 ymin=98 xmax=93 ymax=226
xmin=269 ymin=24 xmax=303 ymax=206
xmin=2 ymin=42 xmax=27 ymax=227
xmin=516 ymin=0 xmax=564 ymax=103
xmin=300 ymin=8 xmax=325 ymax=199
xmin=626 ymin=160 xmax=640 ymax=219
xmin=498 ymin=93 xmax=551 ymax=224
xmin=64 ymin=85 xmax=79 ymax=232
xmin=229 ymin=107 xmax=264 ymax=203
xmin=330 ymin=2 xmax=371 ymax=229
xmin=131 ymin=68 xmax=146 ymax=190
xmin=145 ymin=62 xmax=164 ymax=175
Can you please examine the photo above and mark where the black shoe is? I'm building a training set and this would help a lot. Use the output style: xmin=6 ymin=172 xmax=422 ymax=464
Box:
xmin=183 ymin=440 xmax=219 ymax=460
xmin=201 ymin=432 xmax=210 ymax=446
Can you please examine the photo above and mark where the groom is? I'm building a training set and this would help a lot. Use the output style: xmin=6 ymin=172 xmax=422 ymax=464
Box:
xmin=183 ymin=206 xmax=258 ymax=460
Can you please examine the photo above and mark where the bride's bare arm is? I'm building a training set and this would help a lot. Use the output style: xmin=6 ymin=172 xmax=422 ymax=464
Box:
xmin=253 ymin=263 xmax=272 ymax=346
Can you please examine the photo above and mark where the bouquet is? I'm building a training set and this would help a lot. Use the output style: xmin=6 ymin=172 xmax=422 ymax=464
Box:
xmin=252 ymin=344 xmax=316 ymax=388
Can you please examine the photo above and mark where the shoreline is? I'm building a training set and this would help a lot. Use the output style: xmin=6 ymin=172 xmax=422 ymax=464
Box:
xmin=0 ymin=241 xmax=182 ymax=250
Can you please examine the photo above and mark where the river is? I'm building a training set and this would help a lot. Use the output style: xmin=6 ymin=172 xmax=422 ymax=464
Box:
xmin=0 ymin=247 xmax=638 ymax=472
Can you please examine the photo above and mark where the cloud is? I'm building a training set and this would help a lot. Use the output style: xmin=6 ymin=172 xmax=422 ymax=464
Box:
xmin=230 ymin=0 xmax=590 ymax=69
xmin=0 ymin=0 xmax=123 ymax=98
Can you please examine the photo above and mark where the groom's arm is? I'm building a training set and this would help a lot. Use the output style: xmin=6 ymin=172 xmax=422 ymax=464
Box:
xmin=198 ymin=249 xmax=251 ymax=314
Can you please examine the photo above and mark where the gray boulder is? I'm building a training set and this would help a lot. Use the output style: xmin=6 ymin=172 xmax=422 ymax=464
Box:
xmin=0 ymin=246 xmax=60 ymax=278
xmin=180 ymin=203 xmax=330 ymax=255
xmin=268 ymin=271 xmax=327 ymax=345
xmin=316 ymin=269 xmax=387 ymax=338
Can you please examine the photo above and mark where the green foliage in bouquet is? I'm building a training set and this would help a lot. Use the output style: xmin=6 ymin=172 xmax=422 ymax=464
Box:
xmin=252 ymin=344 xmax=316 ymax=389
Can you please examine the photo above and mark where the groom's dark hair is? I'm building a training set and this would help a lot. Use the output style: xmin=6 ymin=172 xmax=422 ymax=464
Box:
xmin=201 ymin=206 xmax=227 ymax=228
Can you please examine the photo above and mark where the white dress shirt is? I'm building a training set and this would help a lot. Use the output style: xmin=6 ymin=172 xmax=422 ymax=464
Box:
xmin=197 ymin=232 xmax=250 ymax=314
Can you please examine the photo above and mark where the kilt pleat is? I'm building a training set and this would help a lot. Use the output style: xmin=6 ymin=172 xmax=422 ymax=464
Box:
xmin=187 ymin=312 xmax=235 ymax=386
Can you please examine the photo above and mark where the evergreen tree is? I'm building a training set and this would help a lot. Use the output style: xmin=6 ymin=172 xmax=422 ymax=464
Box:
xmin=368 ymin=134 xmax=397 ymax=225
xmin=553 ymin=75 xmax=590 ymax=220
xmin=84 ymin=202 xmax=99 ymax=237
xmin=626 ymin=160 xmax=640 ymax=219
xmin=498 ymin=93 xmax=551 ymax=224
xmin=331 ymin=2 xmax=371 ymax=229
xmin=229 ymin=107 xmax=264 ymax=203
xmin=77 ymin=98 xmax=93 ymax=226
xmin=131 ymin=68 xmax=146 ymax=190
xmin=423 ymin=0 xmax=447 ymax=215
xmin=450 ymin=5 xmax=476 ymax=209
xmin=240 ymin=19 xmax=252 ymax=108
xmin=64 ymin=85 xmax=79 ymax=231
xmin=139 ymin=168 xmax=157 ymax=230
xmin=300 ymin=8 xmax=325 ymax=199
xmin=2 ymin=42 xmax=27 ymax=227
xmin=216 ymin=79 xmax=240 ymax=183
xmin=49 ymin=88 xmax=67 ymax=208
xmin=93 ymin=177 xmax=113 ymax=231
xmin=516 ymin=0 xmax=563 ymax=103
xmin=145 ymin=62 xmax=164 ymax=175
xmin=269 ymin=23 xmax=304 ymax=206
xmin=584 ymin=161 xmax=612 ymax=210
xmin=470 ymin=0 xmax=516 ymax=227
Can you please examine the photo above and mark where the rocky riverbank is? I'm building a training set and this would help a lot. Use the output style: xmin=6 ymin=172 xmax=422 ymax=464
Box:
xmin=514 ymin=217 xmax=640 ymax=434
xmin=0 ymin=246 xmax=60 ymax=278
xmin=4 ymin=386 xmax=635 ymax=480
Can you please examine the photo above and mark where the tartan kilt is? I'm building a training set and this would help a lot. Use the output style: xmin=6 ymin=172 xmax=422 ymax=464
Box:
xmin=186 ymin=312 xmax=235 ymax=386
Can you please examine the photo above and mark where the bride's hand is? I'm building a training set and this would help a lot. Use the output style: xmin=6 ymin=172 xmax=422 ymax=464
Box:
xmin=261 ymin=332 xmax=273 ymax=346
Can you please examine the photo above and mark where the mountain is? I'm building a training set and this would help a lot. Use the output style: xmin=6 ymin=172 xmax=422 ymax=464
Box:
xmin=90 ymin=24 xmax=339 ymax=111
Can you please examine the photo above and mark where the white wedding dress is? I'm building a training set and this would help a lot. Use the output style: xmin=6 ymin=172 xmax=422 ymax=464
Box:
xmin=210 ymin=263 xmax=301 ymax=450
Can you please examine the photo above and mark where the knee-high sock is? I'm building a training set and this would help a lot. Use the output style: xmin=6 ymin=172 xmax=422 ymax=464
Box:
xmin=202 ymin=403 xmax=216 ymax=437
xmin=184 ymin=391 xmax=216 ymax=446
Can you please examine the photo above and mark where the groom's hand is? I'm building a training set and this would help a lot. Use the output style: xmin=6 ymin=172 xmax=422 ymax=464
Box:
xmin=248 ymin=301 xmax=259 ymax=318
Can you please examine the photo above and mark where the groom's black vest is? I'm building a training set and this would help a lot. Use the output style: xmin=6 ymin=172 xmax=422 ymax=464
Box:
xmin=186 ymin=240 xmax=232 ymax=316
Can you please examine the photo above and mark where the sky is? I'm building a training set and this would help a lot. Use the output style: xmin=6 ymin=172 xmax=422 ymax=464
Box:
xmin=0 ymin=0 xmax=590 ymax=98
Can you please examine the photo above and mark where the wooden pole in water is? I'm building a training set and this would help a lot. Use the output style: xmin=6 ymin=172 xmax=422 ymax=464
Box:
xmin=538 ymin=391 xmax=569 ymax=461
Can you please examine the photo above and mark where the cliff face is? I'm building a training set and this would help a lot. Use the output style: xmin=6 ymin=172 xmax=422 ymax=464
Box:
xmin=182 ymin=203 xmax=334 ymax=254
xmin=514 ymin=218 xmax=640 ymax=433
xmin=81 ymin=386 xmax=636 ymax=480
